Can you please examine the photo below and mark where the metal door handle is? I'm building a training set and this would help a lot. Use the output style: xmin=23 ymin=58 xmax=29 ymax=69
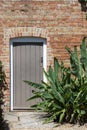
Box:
xmin=32 ymin=90 xmax=35 ymax=93
xmin=40 ymin=57 xmax=43 ymax=67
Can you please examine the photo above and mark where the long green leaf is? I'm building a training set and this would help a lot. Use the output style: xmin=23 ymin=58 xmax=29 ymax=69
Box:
xmin=59 ymin=109 xmax=66 ymax=123
xmin=80 ymin=38 xmax=87 ymax=77
xmin=48 ymin=66 xmax=55 ymax=83
xmin=41 ymin=81 xmax=50 ymax=90
xmin=54 ymin=57 xmax=59 ymax=81
xmin=66 ymin=46 xmax=82 ymax=78
xmin=70 ymin=112 xmax=76 ymax=123
xmin=42 ymin=91 xmax=53 ymax=99
xmin=27 ymin=94 xmax=41 ymax=101
xmin=24 ymin=80 xmax=44 ymax=89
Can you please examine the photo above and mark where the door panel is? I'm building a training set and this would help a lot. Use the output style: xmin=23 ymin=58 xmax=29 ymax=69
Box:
xmin=13 ymin=42 xmax=43 ymax=110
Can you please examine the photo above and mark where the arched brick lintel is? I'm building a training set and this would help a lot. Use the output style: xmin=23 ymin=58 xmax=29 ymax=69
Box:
xmin=4 ymin=27 xmax=49 ymax=42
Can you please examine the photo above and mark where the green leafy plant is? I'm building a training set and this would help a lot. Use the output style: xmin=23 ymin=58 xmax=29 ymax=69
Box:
xmin=24 ymin=37 xmax=87 ymax=125
xmin=65 ymin=38 xmax=87 ymax=124
xmin=0 ymin=61 xmax=7 ymax=128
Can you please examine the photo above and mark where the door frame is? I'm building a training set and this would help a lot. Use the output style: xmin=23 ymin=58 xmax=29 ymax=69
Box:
xmin=10 ymin=37 xmax=47 ymax=111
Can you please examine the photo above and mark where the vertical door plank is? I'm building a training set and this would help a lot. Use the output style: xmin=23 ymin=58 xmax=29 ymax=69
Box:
xmin=25 ymin=43 xmax=31 ymax=107
xmin=13 ymin=44 xmax=21 ymax=108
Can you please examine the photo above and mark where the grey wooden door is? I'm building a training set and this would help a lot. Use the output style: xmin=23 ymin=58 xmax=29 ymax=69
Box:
xmin=13 ymin=42 xmax=43 ymax=110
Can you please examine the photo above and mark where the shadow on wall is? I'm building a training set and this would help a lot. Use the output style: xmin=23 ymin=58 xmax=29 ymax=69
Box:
xmin=0 ymin=61 xmax=9 ymax=130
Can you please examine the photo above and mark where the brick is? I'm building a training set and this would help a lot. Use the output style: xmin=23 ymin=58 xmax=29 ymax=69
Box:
xmin=0 ymin=0 xmax=86 ymax=112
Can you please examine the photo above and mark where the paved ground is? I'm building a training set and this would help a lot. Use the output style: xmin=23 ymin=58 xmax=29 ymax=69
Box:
xmin=4 ymin=112 xmax=87 ymax=130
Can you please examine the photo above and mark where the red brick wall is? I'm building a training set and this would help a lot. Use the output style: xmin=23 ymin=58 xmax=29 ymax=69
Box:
xmin=0 ymin=0 xmax=87 ymax=111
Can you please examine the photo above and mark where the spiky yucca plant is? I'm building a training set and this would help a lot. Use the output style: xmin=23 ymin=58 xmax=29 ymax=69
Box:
xmin=24 ymin=38 xmax=87 ymax=124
